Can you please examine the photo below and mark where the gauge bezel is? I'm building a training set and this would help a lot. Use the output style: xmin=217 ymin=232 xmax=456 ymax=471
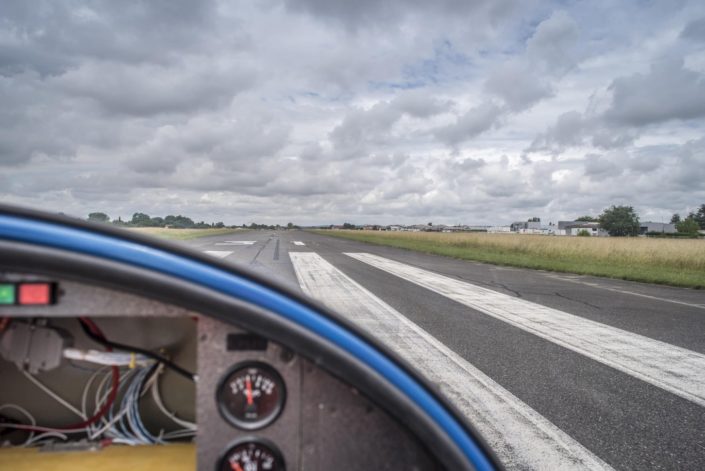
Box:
xmin=216 ymin=360 xmax=287 ymax=430
xmin=217 ymin=436 xmax=286 ymax=471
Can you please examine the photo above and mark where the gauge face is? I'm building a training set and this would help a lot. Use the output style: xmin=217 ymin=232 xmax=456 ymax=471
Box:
xmin=217 ymin=362 xmax=286 ymax=430
xmin=220 ymin=440 xmax=285 ymax=471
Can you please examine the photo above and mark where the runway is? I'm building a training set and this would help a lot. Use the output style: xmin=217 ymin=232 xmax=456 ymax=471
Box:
xmin=187 ymin=230 xmax=705 ymax=470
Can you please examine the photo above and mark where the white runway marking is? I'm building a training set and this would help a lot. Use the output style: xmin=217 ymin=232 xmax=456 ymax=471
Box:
xmin=346 ymin=253 xmax=705 ymax=408
xmin=292 ymin=241 xmax=306 ymax=246
xmin=290 ymin=252 xmax=612 ymax=470
xmin=214 ymin=241 xmax=256 ymax=246
xmin=545 ymin=274 xmax=705 ymax=310
xmin=203 ymin=251 xmax=233 ymax=259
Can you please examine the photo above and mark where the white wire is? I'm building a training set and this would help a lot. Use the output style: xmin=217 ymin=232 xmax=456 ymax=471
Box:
xmin=92 ymin=368 xmax=136 ymax=440
xmin=123 ymin=367 xmax=155 ymax=444
xmin=92 ymin=366 xmax=157 ymax=444
xmin=24 ymin=431 xmax=68 ymax=446
xmin=150 ymin=367 xmax=197 ymax=430
xmin=7 ymin=362 xmax=193 ymax=446
xmin=81 ymin=365 xmax=111 ymax=436
xmin=0 ymin=404 xmax=36 ymax=445
xmin=88 ymin=369 xmax=112 ymax=437
xmin=81 ymin=366 xmax=109 ymax=417
xmin=63 ymin=348 xmax=151 ymax=366
xmin=89 ymin=408 xmax=129 ymax=440
xmin=162 ymin=429 xmax=196 ymax=439
xmin=11 ymin=363 xmax=193 ymax=445
xmin=1 ymin=423 xmax=86 ymax=434
xmin=21 ymin=371 xmax=86 ymax=420
xmin=110 ymin=438 xmax=140 ymax=446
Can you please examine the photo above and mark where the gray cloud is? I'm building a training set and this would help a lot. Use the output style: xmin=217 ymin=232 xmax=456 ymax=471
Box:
xmin=433 ymin=102 xmax=502 ymax=147
xmin=283 ymin=0 xmax=521 ymax=32
xmin=526 ymin=10 xmax=581 ymax=74
xmin=1 ymin=0 xmax=704 ymax=225
xmin=330 ymin=92 xmax=451 ymax=155
xmin=527 ymin=54 xmax=705 ymax=155
xmin=0 ymin=0 xmax=220 ymax=77
xmin=527 ymin=111 xmax=637 ymax=154
xmin=604 ymin=57 xmax=705 ymax=126
xmin=56 ymin=60 xmax=254 ymax=117
xmin=484 ymin=60 xmax=554 ymax=112
xmin=583 ymin=154 xmax=621 ymax=181
xmin=681 ymin=17 xmax=705 ymax=41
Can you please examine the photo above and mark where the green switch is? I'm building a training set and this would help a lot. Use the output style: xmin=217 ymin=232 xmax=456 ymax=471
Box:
xmin=0 ymin=284 xmax=15 ymax=304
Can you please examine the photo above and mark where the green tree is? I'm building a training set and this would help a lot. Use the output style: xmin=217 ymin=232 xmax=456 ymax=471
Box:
xmin=670 ymin=213 xmax=681 ymax=224
xmin=577 ymin=229 xmax=591 ymax=237
xmin=87 ymin=212 xmax=110 ymax=223
xmin=287 ymin=222 xmax=294 ymax=229
xmin=164 ymin=215 xmax=195 ymax=228
xmin=575 ymin=215 xmax=597 ymax=222
xmin=689 ymin=204 xmax=705 ymax=229
xmin=598 ymin=205 xmax=640 ymax=236
xmin=130 ymin=212 xmax=152 ymax=226
xmin=676 ymin=217 xmax=700 ymax=234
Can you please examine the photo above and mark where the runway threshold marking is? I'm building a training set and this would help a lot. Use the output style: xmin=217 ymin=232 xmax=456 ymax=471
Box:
xmin=292 ymin=241 xmax=306 ymax=246
xmin=215 ymin=241 xmax=256 ymax=246
xmin=345 ymin=253 xmax=705 ymax=408
xmin=203 ymin=250 xmax=233 ymax=258
xmin=289 ymin=252 xmax=612 ymax=470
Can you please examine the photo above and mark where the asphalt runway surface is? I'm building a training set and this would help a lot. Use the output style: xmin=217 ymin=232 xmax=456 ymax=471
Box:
xmin=187 ymin=230 xmax=705 ymax=470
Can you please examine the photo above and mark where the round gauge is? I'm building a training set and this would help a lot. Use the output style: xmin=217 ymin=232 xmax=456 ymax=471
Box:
xmin=217 ymin=362 xmax=286 ymax=430
xmin=219 ymin=439 xmax=285 ymax=471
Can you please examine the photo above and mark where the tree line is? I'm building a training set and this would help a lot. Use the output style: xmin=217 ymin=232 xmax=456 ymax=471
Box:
xmin=669 ymin=205 xmax=705 ymax=235
xmin=583 ymin=204 xmax=705 ymax=237
xmin=87 ymin=212 xmax=299 ymax=230
xmin=87 ymin=212 xmax=227 ymax=228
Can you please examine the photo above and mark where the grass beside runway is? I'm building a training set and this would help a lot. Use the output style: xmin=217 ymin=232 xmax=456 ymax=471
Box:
xmin=313 ymin=230 xmax=705 ymax=289
xmin=127 ymin=227 xmax=247 ymax=240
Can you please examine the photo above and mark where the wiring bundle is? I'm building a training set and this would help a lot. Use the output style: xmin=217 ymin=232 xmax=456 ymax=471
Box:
xmin=0 ymin=318 xmax=196 ymax=448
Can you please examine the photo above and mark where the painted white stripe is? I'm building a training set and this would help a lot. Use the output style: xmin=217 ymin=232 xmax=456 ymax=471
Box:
xmin=203 ymin=250 xmax=233 ymax=259
xmin=214 ymin=241 xmax=256 ymax=246
xmin=292 ymin=241 xmax=306 ymax=246
xmin=545 ymin=274 xmax=705 ymax=310
xmin=346 ymin=253 xmax=705 ymax=408
xmin=290 ymin=252 xmax=612 ymax=470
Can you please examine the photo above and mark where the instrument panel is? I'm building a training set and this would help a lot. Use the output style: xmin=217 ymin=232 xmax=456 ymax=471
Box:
xmin=0 ymin=274 xmax=442 ymax=470
xmin=198 ymin=315 xmax=440 ymax=470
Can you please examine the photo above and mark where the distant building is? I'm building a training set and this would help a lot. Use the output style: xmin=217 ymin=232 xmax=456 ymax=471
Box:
xmin=639 ymin=222 xmax=677 ymax=235
xmin=509 ymin=220 xmax=550 ymax=234
xmin=510 ymin=221 xmax=542 ymax=232
xmin=557 ymin=221 xmax=608 ymax=236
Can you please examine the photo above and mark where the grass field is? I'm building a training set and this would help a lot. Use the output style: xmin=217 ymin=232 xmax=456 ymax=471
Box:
xmin=128 ymin=227 xmax=245 ymax=241
xmin=315 ymin=230 xmax=705 ymax=288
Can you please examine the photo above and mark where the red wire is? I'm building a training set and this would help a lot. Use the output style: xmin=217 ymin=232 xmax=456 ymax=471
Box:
xmin=57 ymin=318 xmax=120 ymax=430
xmin=4 ymin=318 xmax=120 ymax=436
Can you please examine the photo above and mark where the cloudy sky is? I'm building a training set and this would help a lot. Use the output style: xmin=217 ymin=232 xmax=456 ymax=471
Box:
xmin=2 ymin=0 xmax=705 ymax=225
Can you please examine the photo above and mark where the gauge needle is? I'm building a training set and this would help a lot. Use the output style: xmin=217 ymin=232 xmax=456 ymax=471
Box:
xmin=246 ymin=377 xmax=254 ymax=406
xmin=230 ymin=462 xmax=244 ymax=471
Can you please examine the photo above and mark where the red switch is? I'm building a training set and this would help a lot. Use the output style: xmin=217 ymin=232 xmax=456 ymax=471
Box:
xmin=18 ymin=283 xmax=53 ymax=305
